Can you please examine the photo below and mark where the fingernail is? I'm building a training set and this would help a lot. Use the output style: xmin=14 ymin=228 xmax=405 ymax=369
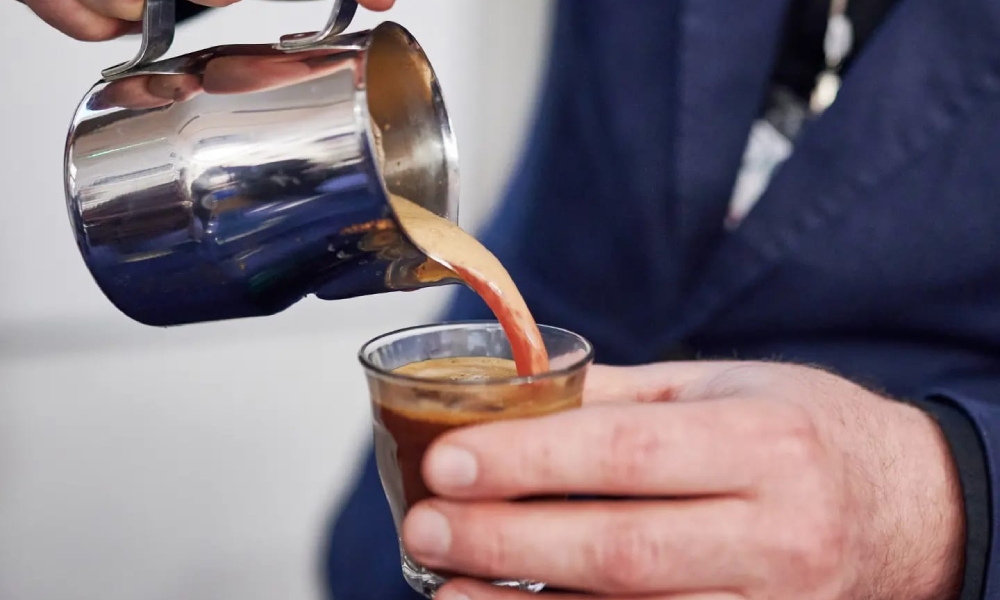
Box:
xmin=438 ymin=590 xmax=471 ymax=600
xmin=405 ymin=505 xmax=452 ymax=558
xmin=426 ymin=445 xmax=478 ymax=489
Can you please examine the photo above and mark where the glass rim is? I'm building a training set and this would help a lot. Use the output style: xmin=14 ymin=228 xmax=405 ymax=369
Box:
xmin=357 ymin=320 xmax=594 ymax=387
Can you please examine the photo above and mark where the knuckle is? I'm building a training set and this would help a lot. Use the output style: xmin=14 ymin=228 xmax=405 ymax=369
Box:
xmin=700 ymin=364 xmax=770 ymax=397
xmin=759 ymin=497 xmax=847 ymax=590
xmin=586 ymin=519 xmax=663 ymax=592
xmin=464 ymin=515 xmax=512 ymax=576
xmin=769 ymin=404 xmax=824 ymax=469
xmin=516 ymin=437 xmax=557 ymax=487
xmin=782 ymin=518 xmax=845 ymax=583
xmin=602 ymin=416 xmax=662 ymax=484
xmin=807 ymin=489 xmax=849 ymax=580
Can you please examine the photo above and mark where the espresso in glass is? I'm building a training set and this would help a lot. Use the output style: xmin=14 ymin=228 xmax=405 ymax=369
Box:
xmin=359 ymin=323 xmax=592 ymax=597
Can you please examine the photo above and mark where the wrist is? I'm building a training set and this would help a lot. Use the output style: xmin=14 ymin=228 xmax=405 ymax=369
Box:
xmin=880 ymin=401 xmax=965 ymax=600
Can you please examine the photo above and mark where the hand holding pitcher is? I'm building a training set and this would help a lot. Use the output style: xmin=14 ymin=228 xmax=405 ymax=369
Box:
xmin=17 ymin=0 xmax=398 ymax=41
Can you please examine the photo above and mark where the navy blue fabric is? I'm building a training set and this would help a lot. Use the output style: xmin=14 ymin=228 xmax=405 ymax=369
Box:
xmin=324 ymin=0 xmax=1000 ymax=598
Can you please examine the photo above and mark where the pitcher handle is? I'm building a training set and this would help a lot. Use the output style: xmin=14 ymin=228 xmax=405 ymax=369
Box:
xmin=101 ymin=0 xmax=175 ymax=80
xmin=278 ymin=0 xmax=359 ymax=50
xmin=100 ymin=0 xmax=359 ymax=81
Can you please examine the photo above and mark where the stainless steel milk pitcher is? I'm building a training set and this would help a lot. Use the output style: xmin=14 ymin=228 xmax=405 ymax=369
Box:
xmin=65 ymin=0 xmax=460 ymax=327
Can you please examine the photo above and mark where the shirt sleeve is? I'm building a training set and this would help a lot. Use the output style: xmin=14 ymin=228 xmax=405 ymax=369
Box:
xmin=910 ymin=396 xmax=991 ymax=600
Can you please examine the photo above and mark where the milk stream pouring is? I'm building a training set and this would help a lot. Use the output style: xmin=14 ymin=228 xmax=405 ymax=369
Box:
xmin=65 ymin=0 xmax=461 ymax=326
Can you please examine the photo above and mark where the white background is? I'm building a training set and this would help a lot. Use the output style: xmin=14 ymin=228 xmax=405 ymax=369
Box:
xmin=0 ymin=1 xmax=553 ymax=598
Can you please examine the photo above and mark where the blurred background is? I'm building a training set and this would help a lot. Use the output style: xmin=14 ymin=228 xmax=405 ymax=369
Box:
xmin=0 ymin=1 xmax=553 ymax=598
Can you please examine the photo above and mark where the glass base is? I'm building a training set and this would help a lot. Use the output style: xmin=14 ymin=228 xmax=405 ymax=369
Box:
xmin=401 ymin=549 xmax=546 ymax=598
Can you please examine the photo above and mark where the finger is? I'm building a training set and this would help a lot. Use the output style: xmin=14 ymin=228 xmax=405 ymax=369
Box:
xmin=439 ymin=580 xmax=744 ymax=600
xmin=403 ymin=499 xmax=753 ymax=596
xmin=76 ymin=0 xmax=239 ymax=21
xmin=584 ymin=364 xmax=684 ymax=405
xmin=583 ymin=362 xmax=753 ymax=406
xmin=75 ymin=0 xmax=142 ymax=21
xmin=423 ymin=400 xmax=769 ymax=499
xmin=23 ymin=0 xmax=134 ymax=41
xmin=359 ymin=0 xmax=394 ymax=10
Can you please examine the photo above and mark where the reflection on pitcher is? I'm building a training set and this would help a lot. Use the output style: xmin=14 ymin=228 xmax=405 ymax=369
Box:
xmin=90 ymin=49 xmax=356 ymax=111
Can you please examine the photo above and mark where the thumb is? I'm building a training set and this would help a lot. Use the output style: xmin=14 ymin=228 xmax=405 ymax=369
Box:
xmin=583 ymin=361 xmax=746 ymax=405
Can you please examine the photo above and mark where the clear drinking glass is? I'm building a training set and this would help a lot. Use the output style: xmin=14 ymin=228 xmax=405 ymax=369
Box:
xmin=359 ymin=321 xmax=594 ymax=598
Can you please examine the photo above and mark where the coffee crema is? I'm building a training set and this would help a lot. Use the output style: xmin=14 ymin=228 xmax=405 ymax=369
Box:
xmin=393 ymin=356 xmax=518 ymax=382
